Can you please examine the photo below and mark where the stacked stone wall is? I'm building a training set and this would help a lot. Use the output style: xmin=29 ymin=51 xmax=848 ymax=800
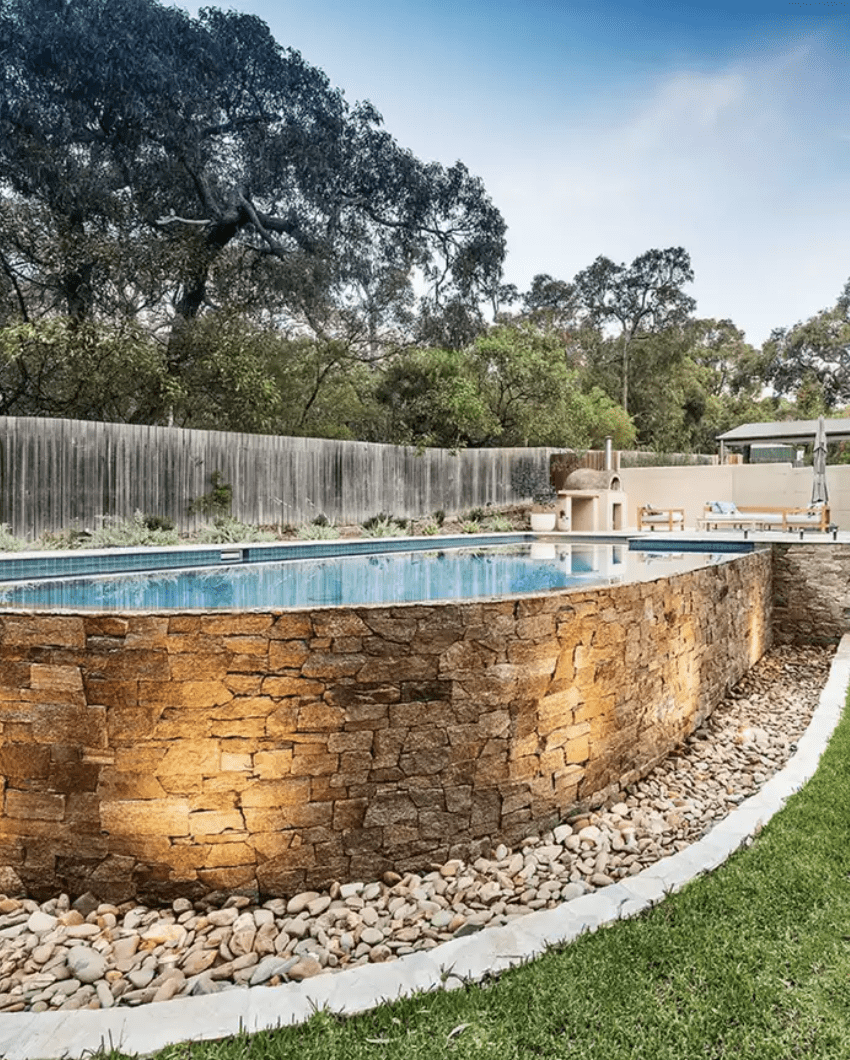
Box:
xmin=772 ymin=543 xmax=850 ymax=644
xmin=0 ymin=552 xmax=772 ymax=902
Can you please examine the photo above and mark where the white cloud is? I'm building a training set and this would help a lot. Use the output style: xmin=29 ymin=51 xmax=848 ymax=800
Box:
xmin=483 ymin=39 xmax=850 ymax=346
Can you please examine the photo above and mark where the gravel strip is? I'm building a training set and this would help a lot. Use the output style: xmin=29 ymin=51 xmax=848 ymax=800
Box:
xmin=0 ymin=643 xmax=832 ymax=1013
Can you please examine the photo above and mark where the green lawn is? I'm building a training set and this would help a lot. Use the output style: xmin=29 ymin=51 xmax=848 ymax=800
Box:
xmin=128 ymin=693 xmax=850 ymax=1060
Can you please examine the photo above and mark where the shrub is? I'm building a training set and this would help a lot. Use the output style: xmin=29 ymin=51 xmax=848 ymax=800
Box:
xmin=482 ymin=514 xmax=512 ymax=532
xmin=460 ymin=519 xmax=481 ymax=534
xmin=188 ymin=470 xmax=233 ymax=519
xmin=297 ymin=522 xmax=340 ymax=540
xmin=0 ymin=523 xmax=26 ymax=552
xmin=87 ymin=510 xmax=180 ymax=548
xmin=362 ymin=516 xmax=408 ymax=538
xmin=193 ymin=518 xmax=277 ymax=543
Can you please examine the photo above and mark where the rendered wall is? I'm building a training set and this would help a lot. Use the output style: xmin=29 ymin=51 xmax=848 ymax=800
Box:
xmin=620 ymin=463 xmax=850 ymax=531
xmin=0 ymin=552 xmax=772 ymax=902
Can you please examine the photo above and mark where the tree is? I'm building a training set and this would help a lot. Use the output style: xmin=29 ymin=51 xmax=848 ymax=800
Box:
xmin=0 ymin=0 xmax=506 ymax=386
xmin=763 ymin=283 xmax=850 ymax=408
xmin=572 ymin=247 xmax=696 ymax=414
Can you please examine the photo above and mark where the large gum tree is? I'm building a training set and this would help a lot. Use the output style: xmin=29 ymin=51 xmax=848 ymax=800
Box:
xmin=0 ymin=0 xmax=506 ymax=418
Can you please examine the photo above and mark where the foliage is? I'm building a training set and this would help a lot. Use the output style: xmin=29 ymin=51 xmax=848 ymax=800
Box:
xmin=0 ymin=0 xmax=506 ymax=363
xmin=361 ymin=516 xmax=408 ymax=538
xmin=296 ymin=522 xmax=340 ymax=540
xmin=573 ymin=247 xmax=696 ymax=413
xmin=482 ymin=514 xmax=512 ymax=531
xmin=0 ymin=523 xmax=26 ymax=552
xmin=763 ymin=283 xmax=850 ymax=408
xmin=86 ymin=510 xmax=179 ymax=548
xmin=373 ymin=346 xmax=499 ymax=448
xmin=188 ymin=471 xmax=233 ymax=520
xmin=192 ymin=518 xmax=277 ymax=543
xmin=459 ymin=520 xmax=481 ymax=533
xmin=0 ymin=318 xmax=167 ymax=421
xmin=510 ymin=458 xmax=557 ymax=506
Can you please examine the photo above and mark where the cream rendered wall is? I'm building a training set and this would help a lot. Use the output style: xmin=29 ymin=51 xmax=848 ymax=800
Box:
xmin=619 ymin=463 xmax=848 ymax=530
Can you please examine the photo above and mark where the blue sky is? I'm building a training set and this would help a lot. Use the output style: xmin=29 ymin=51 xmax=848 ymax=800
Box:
xmin=182 ymin=0 xmax=850 ymax=347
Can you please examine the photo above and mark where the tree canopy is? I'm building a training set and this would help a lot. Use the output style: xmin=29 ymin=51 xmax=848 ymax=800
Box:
xmin=0 ymin=0 xmax=506 ymax=353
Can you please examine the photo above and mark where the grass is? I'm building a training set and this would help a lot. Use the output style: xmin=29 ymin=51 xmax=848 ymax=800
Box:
xmin=107 ymin=688 xmax=850 ymax=1060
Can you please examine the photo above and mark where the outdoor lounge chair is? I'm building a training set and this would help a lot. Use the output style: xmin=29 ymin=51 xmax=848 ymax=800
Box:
xmin=637 ymin=505 xmax=685 ymax=531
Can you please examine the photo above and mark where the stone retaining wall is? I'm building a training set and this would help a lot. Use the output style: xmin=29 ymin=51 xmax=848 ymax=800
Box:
xmin=0 ymin=552 xmax=772 ymax=903
xmin=772 ymin=543 xmax=850 ymax=645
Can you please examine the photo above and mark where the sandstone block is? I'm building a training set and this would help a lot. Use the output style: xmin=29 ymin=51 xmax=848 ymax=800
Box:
xmin=311 ymin=612 xmax=370 ymax=639
xmin=252 ymin=750 xmax=293 ymax=778
xmin=296 ymin=702 xmax=344 ymax=730
xmin=189 ymin=809 xmax=246 ymax=835
xmin=5 ymin=790 xmax=65 ymax=821
xmin=261 ymin=675 xmax=325 ymax=698
xmin=363 ymin=793 xmax=417 ymax=827
xmin=29 ymin=663 xmax=84 ymax=691
xmin=327 ymin=730 xmax=374 ymax=753
xmin=0 ymin=743 xmax=51 ymax=780
xmin=290 ymin=752 xmax=339 ymax=777
xmin=356 ymin=657 xmax=438 ymax=684
xmin=179 ymin=680 xmax=233 ymax=709
xmin=240 ymin=778 xmax=311 ymax=809
xmin=155 ymin=740 xmax=221 ymax=777
xmin=100 ymin=798 xmax=190 ymax=837
xmin=220 ymin=752 xmax=253 ymax=772
xmin=270 ymin=614 xmax=313 ymax=640
xmin=200 ymin=614 xmax=273 ymax=635
xmin=332 ymin=798 xmax=368 ymax=830
xmin=169 ymin=653 xmax=230 ymax=681
xmin=0 ymin=616 xmax=85 ymax=649
xmin=362 ymin=616 xmax=418 ymax=642
xmin=268 ymin=641 xmax=310 ymax=669
xmin=301 ymin=653 xmax=365 ymax=679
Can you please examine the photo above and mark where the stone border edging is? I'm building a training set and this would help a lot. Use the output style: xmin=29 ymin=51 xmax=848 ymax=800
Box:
xmin=3 ymin=633 xmax=849 ymax=1060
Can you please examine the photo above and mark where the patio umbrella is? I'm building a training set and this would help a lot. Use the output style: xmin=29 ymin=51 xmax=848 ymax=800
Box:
xmin=811 ymin=415 xmax=829 ymax=506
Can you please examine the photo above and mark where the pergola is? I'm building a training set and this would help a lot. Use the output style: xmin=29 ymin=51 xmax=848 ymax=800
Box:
xmin=716 ymin=418 xmax=850 ymax=463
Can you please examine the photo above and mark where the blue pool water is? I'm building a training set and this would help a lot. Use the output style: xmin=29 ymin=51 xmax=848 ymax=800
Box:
xmin=0 ymin=543 xmax=737 ymax=610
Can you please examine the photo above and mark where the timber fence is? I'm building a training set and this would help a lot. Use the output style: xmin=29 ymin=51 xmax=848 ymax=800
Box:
xmin=0 ymin=417 xmax=717 ymax=539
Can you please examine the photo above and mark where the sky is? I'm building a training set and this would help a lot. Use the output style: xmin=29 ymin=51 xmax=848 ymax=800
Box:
xmin=181 ymin=0 xmax=850 ymax=348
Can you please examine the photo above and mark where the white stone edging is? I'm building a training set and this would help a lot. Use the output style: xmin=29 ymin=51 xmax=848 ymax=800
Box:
xmin=3 ymin=633 xmax=849 ymax=1060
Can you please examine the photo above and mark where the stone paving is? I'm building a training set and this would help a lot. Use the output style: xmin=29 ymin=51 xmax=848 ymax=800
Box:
xmin=0 ymin=639 xmax=846 ymax=1060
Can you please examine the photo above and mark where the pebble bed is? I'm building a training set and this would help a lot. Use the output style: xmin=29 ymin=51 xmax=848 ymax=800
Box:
xmin=0 ymin=643 xmax=832 ymax=1015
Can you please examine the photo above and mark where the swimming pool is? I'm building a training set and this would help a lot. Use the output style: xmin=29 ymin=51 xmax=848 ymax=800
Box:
xmin=0 ymin=537 xmax=747 ymax=610
xmin=0 ymin=536 xmax=770 ymax=904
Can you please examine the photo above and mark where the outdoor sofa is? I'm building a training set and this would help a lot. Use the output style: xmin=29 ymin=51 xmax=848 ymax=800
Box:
xmin=699 ymin=501 xmax=831 ymax=532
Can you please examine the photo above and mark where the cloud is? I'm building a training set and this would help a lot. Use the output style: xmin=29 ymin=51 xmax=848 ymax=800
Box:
xmin=483 ymin=38 xmax=850 ymax=345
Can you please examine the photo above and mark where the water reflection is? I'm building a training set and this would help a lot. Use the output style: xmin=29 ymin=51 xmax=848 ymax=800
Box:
xmin=0 ymin=543 xmax=730 ymax=610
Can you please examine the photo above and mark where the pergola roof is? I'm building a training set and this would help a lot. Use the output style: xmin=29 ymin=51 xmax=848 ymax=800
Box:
xmin=717 ymin=418 xmax=850 ymax=448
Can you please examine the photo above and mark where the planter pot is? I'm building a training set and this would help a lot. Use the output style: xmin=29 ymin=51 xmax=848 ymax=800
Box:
xmin=529 ymin=511 xmax=557 ymax=532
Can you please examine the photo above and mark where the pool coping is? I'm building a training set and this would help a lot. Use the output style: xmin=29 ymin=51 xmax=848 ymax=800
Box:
xmin=2 ymin=634 xmax=848 ymax=1060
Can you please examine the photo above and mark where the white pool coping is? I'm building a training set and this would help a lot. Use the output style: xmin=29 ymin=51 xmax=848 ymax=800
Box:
xmin=3 ymin=634 xmax=849 ymax=1060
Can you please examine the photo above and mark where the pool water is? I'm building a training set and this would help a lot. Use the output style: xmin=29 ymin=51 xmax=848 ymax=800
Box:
xmin=0 ymin=543 xmax=736 ymax=610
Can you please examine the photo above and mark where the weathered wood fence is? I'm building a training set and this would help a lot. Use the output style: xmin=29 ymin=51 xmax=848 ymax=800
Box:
xmin=0 ymin=417 xmax=718 ymax=539
xmin=0 ymin=418 xmax=569 ymax=538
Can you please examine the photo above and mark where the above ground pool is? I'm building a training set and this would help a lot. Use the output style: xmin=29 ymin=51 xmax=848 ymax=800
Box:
xmin=0 ymin=535 xmax=749 ymax=609
xmin=0 ymin=531 xmax=769 ymax=902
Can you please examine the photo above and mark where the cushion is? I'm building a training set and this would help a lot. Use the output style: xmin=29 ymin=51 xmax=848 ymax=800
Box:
xmin=708 ymin=501 xmax=738 ymax=515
